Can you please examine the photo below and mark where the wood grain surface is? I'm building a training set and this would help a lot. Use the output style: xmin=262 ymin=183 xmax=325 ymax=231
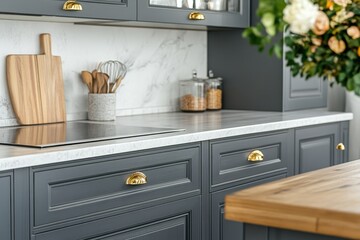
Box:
xmin=225 ymin=160 xmax=360 ymax=239
xmin=15 ymin=123 xmax=66 ymax=146
xmin=6 ymin=33 xmax=66 ymax=125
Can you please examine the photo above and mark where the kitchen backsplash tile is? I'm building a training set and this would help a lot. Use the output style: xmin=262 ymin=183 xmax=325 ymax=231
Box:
xmin=0 ymin=20 xmax=207 ymax=127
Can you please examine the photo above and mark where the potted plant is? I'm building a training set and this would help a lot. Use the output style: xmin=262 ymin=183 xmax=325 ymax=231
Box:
xmin=244 ymin=0 xmax=360 ymax=95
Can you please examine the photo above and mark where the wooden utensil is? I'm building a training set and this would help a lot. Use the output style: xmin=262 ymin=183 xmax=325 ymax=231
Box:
xmin=81 ymin=71 xmax=93 ymax=93
xmin=6 ymin=33 xmax=66 ymax=125
xmin=95 ymin=72 xmax=109 ymax=94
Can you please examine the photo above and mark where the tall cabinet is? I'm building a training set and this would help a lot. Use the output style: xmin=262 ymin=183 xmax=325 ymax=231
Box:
xmin=208 ymin=0 xmax=327 ymax=111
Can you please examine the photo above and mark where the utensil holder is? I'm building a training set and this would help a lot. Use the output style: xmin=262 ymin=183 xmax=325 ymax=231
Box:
xmin=88 ymin=93 xmax=116 ymax=121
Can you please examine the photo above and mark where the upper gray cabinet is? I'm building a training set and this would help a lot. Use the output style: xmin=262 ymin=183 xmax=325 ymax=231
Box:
xmin=0 ymin=0 xmax=137 ymax=21
xmin=138 ymin=0 xmax=250 ymax=28
xmin=207 ymin=0 xmax=327 ymax=111
xmin=0 ymin=0 xmax=249 ymax=28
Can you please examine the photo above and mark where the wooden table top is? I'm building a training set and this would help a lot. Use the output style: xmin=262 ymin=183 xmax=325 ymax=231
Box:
xmin=225 ymin=160 xmax=360 ymax=239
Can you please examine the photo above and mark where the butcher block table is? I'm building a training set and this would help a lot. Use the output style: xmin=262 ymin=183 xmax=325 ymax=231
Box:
xmin=225 ymin=160 xmax=360 ymax=240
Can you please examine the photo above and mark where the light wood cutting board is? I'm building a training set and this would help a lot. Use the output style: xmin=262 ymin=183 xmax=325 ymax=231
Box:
xmin=6 ymin=33 xmax=66 ymax=125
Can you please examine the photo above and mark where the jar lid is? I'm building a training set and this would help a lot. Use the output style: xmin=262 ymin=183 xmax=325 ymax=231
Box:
xmin=180 ymin=78 xmax=206 ymax=86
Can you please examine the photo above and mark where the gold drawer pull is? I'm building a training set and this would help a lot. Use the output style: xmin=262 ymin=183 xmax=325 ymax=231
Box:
xmin=248 ymin=150 xmax=264 ymax=162
xmin=188 ymin=12 xmax=205 ymax=20
xmin=126 ymin=172 xmax=147 ymax=186
xmin=63 ymin=0 xmax=83 ymax=11
xmin=336 ymin=143 xmax=346 ymax=151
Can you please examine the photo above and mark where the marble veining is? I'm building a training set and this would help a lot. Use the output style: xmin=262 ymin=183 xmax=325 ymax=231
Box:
xmin=0 ymin=109 xmax=353 ymax=171
xmin=0 ymin=19 xmax=207 ymax=126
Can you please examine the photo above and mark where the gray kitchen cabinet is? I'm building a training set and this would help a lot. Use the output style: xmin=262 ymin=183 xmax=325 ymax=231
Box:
xmin=210 ymin=130 xmax=294 ymax=192
xmin=0 ymin=0 xmax=136 ymax=21
xmin=243 ymin=224 xmax=344 ymax=240
xmin=295 ymin=123 xmax=347 ymax=174
xmin=211 ymin=174 xmax=287 ymax=240
xmin=34 ymin=196 xmax=201 ymax=240
xmin=208 ymin=0 xmax=327 ymax=111
xmin=0 ymin=0 xmax=249 ymax=28
xmin=0 ymin=121 xmax=350 ymax=240
xmin=0 ymin=172 xmax=13 ymax=240
xmin=137 ymin=0 xmax=250 ymax=28
xmin=31 ymin=143 xmax=201 ymax=231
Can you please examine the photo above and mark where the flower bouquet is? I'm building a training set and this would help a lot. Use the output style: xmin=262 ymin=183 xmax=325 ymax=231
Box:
xmin=244 ymin=0 xmax=360 ymax=95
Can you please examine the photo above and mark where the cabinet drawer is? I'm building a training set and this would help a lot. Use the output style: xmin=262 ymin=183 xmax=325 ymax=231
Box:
xmin=34 ymin=196 xmax=201 ymax=240
xmin=32 ymin=144 xmax=201 ymax=228
xmin=210 ymin=131 xmax=293 ymax=190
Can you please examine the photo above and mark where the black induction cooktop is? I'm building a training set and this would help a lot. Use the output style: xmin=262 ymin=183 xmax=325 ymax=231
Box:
xmin=0 ymin=122 xmax=185 ymax=148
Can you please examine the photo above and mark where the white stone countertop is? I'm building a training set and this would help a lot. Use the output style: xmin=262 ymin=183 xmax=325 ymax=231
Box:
xmin=0 ymin=109 xmax=353 ymax=171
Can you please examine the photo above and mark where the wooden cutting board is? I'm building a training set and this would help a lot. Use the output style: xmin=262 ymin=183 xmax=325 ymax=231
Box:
xmin=6 ymin=33 xmax=66 ymax=125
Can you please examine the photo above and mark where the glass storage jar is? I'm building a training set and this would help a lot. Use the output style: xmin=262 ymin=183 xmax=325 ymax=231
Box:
xmin=180 ymin=71 xmax=207 ymax=112
xmin=206 ymin=71 xmax=222 ymax=110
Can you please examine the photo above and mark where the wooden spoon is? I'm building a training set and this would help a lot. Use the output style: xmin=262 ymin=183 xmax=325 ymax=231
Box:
xmin=96 ymin=72 xmax=110 ymax=94
xmin=92 ymin=70 xmax=98 ymax=93
xmin=81 ymin=71 xmax=93 ymax=93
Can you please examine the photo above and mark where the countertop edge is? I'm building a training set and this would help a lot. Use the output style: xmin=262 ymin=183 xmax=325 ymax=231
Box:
xmin=0 ymin=112 xmax=353 ymax=171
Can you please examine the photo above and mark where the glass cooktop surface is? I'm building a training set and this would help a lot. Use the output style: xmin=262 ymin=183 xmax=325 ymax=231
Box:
xmin=0 ymin=122 xmax=185 ymax=148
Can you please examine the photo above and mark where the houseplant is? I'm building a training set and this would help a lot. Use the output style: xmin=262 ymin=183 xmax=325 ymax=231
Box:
xmin=243 ymin=0 xmax=360 ymax=95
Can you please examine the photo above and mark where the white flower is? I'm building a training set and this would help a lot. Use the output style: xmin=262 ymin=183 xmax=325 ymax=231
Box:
xmin=283 ymin=0 xmax=319 ymax=34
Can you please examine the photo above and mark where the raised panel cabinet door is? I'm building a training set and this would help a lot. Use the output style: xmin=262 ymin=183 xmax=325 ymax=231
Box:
xmin=33 ymin=144 xmax=201 ymax=228
xmin=211 ymin=174 xmax=287 ymax=240
xmin=138 ymin=0 xmax=250 ymax=28
xmin=0 ymin=173 xmax=12 ymax=240
xmin=34 ymin=196 xmax=201 ymax=240
xmin=295 ymin=123 xmax=341 ymax=174
xmin=283 ymin=67 xmax=328 ymax=111
xmin=0 ymin=0 xmax=136 ymax=21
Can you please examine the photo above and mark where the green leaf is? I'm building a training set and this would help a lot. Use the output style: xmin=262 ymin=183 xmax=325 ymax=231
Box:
xmin=354 ymin=73 xmax=360 ymax=85
xmin=347 ymin=78 xmax=355 ymax=91
xmin=338 ymin=72 xmax=347 ymax=82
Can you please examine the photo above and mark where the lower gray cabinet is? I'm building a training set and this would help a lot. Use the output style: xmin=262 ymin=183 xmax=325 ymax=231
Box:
xmin=295 ymin=123 xmax=344 ymax=174
xmin=0 ymin=172 xmax=12 ymax=240
xmin=34 ymin=196 xmax=201 ymax=240
xmin=244 ymin=224 xmax=345 ymax=240
xmin=211 ymin=174 xmax=287 ymax=240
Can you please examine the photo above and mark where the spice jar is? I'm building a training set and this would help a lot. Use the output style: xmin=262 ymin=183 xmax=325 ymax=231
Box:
xmin=180 ymin=71 xmax=207 ymax=112
xmin=206 ymin=70 xmax=222 ymax=110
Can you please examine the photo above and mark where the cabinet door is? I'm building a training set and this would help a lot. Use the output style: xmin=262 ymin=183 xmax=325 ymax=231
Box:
xmin=211 ymin=174 xmax=286 ymax=240
xmin=283 ymin=67 xmax=328 ymax=111
xmin=0 ymin=0 xmax=136 ymax=21
xmin=138 ymin=0 xmax=249 ymax=28
xmin=295 ymin=123 xmax=341 ymax=174
xmin=34 ymin=196 xmax=201 ymax=240
xmin=0 ymin=172 xmax=12 ymax=240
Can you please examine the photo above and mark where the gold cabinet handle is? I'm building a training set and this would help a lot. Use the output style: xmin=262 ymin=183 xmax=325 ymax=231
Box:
xmin=336 ymin=143 xmax=346 ymax=151
xmin=248 ymin=150 xmax=264 ymax=162
xmin=188 ymin=12 xmax=205 ymax=20
xmin=63 ymin=0 xmax=83 ymax=11
xmin=125 ymin=172 xmax=147 ymax=186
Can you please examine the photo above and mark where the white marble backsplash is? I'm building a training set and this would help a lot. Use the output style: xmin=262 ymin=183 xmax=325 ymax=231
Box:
xmin=0 ymin=19 xmax=207 ymax=126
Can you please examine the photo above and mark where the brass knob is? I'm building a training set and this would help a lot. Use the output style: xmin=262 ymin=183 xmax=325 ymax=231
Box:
xmin=63 ymin=0 xmax=83 ymax=11
xmin=126 ymin=172 xmax=147 ymax=186
xmin=336 ymin=143 xmax=346 ymax=151
xmin=188 ymin=12 xmax=205 ymax=20
xmin=248 ymin=150 xmax=264 ymax=162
